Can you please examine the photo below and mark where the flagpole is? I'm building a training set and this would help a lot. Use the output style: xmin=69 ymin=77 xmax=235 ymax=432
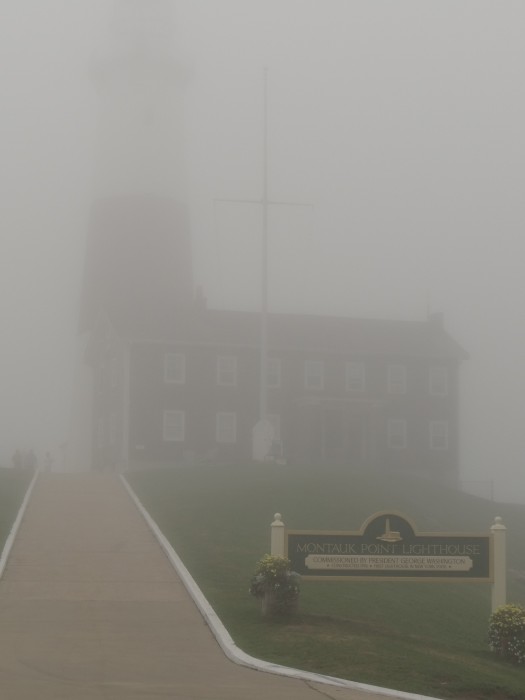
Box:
xmin=213 ymin=69 xmax=312 ymax=460
xmin=260 ymin=67 xmax=269 ymax=422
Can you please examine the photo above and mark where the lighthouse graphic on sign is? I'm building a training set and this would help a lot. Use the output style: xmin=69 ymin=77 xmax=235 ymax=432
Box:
xmin=377 ymin=518 xmax=402 ymax=543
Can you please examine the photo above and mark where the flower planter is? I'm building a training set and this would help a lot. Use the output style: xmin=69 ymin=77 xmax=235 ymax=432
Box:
xmin=261 ymin=589 xmax=298 ymax=617
xmin=261 ymin=590 xmax=278 ymax=617
xmin=250 ymin=555 xmax=300 ymax=618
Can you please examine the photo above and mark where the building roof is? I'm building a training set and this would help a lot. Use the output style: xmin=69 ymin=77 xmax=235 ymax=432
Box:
xmin=110 ymin=303 xmax=467 ymax=362
xmin=81 ymin=196 xmax=467 ymax=364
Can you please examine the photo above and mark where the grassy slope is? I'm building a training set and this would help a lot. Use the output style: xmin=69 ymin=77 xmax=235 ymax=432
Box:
xmin=0 ymin=468 xmax=33 ymax=551
xmin=128 ymin=464 xmax=525 ymax=699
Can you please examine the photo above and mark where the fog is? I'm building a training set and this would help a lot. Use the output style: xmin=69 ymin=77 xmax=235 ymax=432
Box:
xmin=1 ymin=1 xmax=524 ymax=501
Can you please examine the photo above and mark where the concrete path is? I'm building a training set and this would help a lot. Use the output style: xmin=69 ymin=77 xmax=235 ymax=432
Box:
xmin=0 ymin=474 xmax=405 ymax=700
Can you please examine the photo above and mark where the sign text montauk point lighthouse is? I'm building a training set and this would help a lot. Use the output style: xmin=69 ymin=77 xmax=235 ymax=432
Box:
xmin=271 ymin=512 xmax=507 ymax=613
xmin=68 ymin=0 xmax=194 ymax=471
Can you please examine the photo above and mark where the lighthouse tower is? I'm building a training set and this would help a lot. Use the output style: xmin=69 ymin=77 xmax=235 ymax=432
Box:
xmin=81 ymin=0 xmax=193 ymax=330
xmin=68 ymin=0 xmax=193 ymax=471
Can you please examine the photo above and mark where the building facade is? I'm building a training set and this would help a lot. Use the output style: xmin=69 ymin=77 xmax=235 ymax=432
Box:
xmin=74 ymin=2 xmax=467 ymax=484
xmin=87 ymin=307 xmax=466 ymax=484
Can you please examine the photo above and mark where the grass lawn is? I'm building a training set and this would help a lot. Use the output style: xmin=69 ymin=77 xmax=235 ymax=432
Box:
xmin=0 ymin=468 xmax=34 ymax=552
xmin=128 ymin=463 xmax=525 ymax=699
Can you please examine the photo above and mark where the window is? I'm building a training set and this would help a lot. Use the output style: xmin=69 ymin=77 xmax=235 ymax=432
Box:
xmin=109 ymin=357 xmax=118 ymax=388
xmin=217 ymin=356 xmax=237 ymax=386
xmin=267 ymin=358 xmax=282 ymax=388
xmin=387 ymin=419 xmax=407 ymax=449
xmin=164 ymin=353 xmax=186 ymax=384
xmin=163 ymin=410 xmax=185 ymax=442
xmin=216 ymin=412 xmax=237 ymax=443
xmin=388 ymin=364 xmax=407 ymax=394
xmin=98 ymin=367 xmax=105 ymax=394
xmin=430 ymin=421 xmax=449 ymax=450
xmin=305 ymin=360 xmax=324 ymax=390
xmin=345 ymin=361 xmax=365 ymax=392
xmin=97 ymin=418 xmax=104 ymax=448
xmin=109 ymin=413 xmax=117 ymax=445
xmin=429 ymin=366 xmax=448 ymax=396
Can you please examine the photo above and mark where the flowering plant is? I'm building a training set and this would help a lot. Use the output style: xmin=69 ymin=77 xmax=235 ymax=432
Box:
xmin=249 ymin=554 xmax=300 ymax=614
xmin=488 ymin=603 xmax=525 ymax=664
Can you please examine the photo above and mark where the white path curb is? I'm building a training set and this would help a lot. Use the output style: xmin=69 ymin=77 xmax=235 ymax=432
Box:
xmin=121 ymin=475 xmax=443 ymax=700
xmin=0 ymin=470 xmax=39 ymax=579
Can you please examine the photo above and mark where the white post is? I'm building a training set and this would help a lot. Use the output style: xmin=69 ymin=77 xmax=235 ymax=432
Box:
xmin=271 ymin=513 xmax=286 ymax=557
xmin=259 ymin=67 xmax=269 ymax=424
xmin=490 ymin=516 xmax=506 ymax=613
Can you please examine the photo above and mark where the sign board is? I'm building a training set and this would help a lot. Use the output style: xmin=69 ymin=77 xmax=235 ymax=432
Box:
xmin=287 ymin=512 xmax=492 ymax=582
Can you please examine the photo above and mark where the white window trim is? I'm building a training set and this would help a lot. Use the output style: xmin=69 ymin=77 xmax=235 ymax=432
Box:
xmin=345 ymin=361 xmax=365 ymax=392
xmin=97 ymin=418 xmax=104 ymax=449
xmin=267 ymin=358 xmax=282 ymax=388
xmin=387 ymin=418 xmax=407 ymax=449
xmin=388 ymin=364 xmax=407 ymax=394
xmin=163 ymin=409 xmax=185 ymax=442
xmin=217 ymin=356 xmax=237 ymax=386
xmin=429 ymin=420 xmax=449 ymax=450
xmin=109 ymin=413 xmax=117 ymax=446
xmin=98 ymin=367 xmax=105 ymax=394
xmin=216 ymin=411 xmax=237 ymax=443
xmin=164 ymin=352 xmax=186 ymax=384
xmin=429 ymin=366 xmax=448 ymax=396
xmin=305 ymin=359 xmax=324 ymax=390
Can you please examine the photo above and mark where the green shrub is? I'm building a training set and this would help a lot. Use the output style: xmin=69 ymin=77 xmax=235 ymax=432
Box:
xmin=488 ymin=603 xmax=525 ymax=664
xmin=249 ymin=554 xmax=300 ymax=615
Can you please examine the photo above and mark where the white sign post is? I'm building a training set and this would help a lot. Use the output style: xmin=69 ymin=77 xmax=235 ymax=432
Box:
xmin=490 ymin=516 xmax=507 ymax=612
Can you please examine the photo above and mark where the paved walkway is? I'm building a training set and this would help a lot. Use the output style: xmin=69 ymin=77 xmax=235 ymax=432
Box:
xmin=0 ymin=474 xmax=403 ymax=700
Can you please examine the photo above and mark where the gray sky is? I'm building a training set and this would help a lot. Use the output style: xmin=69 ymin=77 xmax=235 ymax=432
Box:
xmin=1 ymin=1 xmax=525 ymax=501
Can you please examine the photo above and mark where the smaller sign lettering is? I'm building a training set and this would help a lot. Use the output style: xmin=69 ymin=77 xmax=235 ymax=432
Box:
xmin=305 ymin=554 xmax=474 ymax=572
